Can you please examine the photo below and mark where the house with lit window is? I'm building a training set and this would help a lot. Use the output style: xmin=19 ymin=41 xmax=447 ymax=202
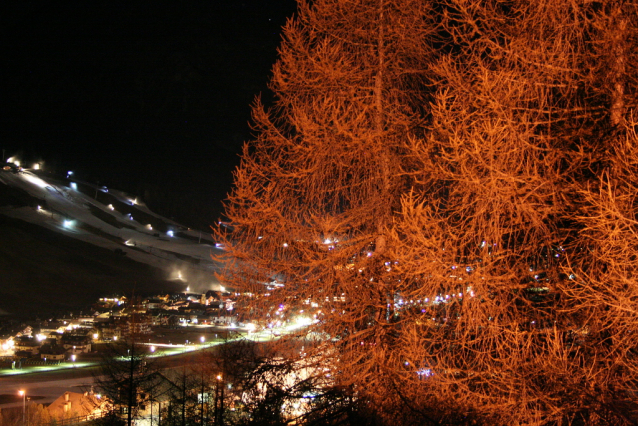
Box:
xmin=13 ymin=335 xmax=40 ymax=357
xmin=60 ymin=334 xmax=92 ymax=354
xmin=39 ymin=343 xmax=66 ymax=361
xmin=118 ymin=313 xmax=153 ymax=337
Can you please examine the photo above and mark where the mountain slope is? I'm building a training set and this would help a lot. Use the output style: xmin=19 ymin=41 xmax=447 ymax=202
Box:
xmin=0 ymin=168 xmax=224 ymax=318
xmin=0 ymin=215 xmax=185 ymax=317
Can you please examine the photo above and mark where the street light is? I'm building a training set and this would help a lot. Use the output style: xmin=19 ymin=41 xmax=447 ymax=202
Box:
xmin=215 ymin=375 xmax=224 ymax=426
xmin=18 ymin=390 xmax=25 ymax=425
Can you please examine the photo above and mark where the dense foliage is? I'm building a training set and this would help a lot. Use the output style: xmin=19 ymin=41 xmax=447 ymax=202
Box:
xmin=215 ymin=0 xmax=638 ymax=424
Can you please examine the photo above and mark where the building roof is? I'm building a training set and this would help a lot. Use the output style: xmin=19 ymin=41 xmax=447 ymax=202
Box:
xmin=40 ymin=343 xmax=67 ymax=355
xmin=47 ymin=391 xmax=106 ymax=419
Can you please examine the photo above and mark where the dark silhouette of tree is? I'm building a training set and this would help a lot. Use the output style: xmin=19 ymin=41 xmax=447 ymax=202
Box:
xmin=159 ymin=341 xmax=260 ymax=426
xmin=93 ymin=339 xmax=160 ymax=426
xmin=160 ymin=365 xmax=201 ymax=426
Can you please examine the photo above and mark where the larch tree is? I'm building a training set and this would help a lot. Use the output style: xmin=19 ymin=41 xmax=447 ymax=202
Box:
xmin=393 ymin=0 xmax=638 ymax=424
xmin=563 ymin=0 xmax=638 ymax=423
xmin=216 ymin=0 xmax=437 ymax=420
xmin=216 ymin=0 xmax=638 ymax=424
xmin=390 ymin=0 xmax=580 ymax=422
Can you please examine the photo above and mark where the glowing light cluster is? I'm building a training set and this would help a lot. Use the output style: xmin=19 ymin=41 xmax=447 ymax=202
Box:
xmin=1 ymin=338 xmax=15 ymax=352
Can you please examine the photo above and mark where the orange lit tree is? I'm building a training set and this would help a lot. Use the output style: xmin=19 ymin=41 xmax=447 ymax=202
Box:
xmin=392 ymin=1 xmax=638 ymax=424
xmin=216 ymin=0 xmax=437 ymax=422
xmin=390 ymin=0 xmax=638 ymax=424
xmin=215 ymin=0 xmax=638 ymax=424
xmin=562 ymin=2 xmax=638 ymax=423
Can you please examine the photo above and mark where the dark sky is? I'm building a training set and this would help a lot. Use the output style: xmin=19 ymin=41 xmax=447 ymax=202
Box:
xmin=1 ymin=1 xmax=297 ymax=230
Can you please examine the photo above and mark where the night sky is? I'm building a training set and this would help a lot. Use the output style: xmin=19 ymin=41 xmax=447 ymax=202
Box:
xmin=1 ymin=1 xmax=297 ymax=229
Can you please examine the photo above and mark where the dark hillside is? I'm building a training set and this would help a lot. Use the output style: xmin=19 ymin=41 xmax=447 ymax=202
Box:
xmin=0 ymin=215 xmax=183 ymax=318
xmin=0 ymin=176 xmax=47 ymax=209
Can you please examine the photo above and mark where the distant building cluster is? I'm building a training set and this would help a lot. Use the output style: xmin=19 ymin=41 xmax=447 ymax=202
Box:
xmin=0 ymin=290 xmax=241 ymax=363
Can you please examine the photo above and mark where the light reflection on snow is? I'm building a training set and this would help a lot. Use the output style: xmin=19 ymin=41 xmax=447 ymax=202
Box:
xmin=21 ymin=173 xmax=49 ymax=189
